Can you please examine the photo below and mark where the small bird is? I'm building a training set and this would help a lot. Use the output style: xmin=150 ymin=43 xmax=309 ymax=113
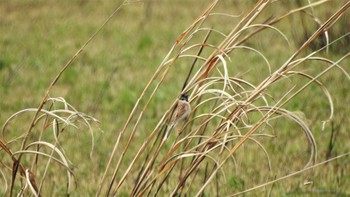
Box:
xmin=164 ymin=94 xmax=191 ymax=140
xmin=172 ymin=94 xmax=191 ymax=128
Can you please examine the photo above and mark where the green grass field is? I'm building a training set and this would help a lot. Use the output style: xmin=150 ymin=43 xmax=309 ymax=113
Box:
xmin=1 ymin=0 xmax=349 ymax=196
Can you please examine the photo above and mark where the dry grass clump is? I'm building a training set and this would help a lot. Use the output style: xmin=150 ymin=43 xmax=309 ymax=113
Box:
xmin=0 ymin=0 xmax=349 ymax=196
xmin=1 ymin=97 xmax=98 ymax=196
xmin=98 ymin=0 xmax=350 ymax=196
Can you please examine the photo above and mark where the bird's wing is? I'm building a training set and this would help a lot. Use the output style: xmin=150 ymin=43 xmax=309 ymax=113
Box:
xmin=174 ymin=101 xmax=189 ymax=121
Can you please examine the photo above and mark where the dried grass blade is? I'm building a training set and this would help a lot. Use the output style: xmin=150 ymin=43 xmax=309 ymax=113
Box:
xmin=229 ymin=152 xmax=350 ymax=196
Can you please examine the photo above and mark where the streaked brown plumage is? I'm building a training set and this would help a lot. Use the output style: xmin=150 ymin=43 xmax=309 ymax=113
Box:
xmin=164 ymin=94 xmax=191 ymax=140
xmin=172 ymin=96 xmax=191 ymax=127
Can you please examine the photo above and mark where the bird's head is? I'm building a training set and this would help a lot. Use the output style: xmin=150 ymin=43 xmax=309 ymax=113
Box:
xmin=179 ymin=94 xmax=189 ymax=102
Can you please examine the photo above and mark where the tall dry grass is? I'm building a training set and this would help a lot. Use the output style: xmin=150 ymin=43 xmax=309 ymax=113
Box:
xmin=0 ymin=0 xmax=349 ymax=196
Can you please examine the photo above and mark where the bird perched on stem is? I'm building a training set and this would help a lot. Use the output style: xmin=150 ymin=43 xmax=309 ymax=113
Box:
xmin=164 ymin=94 xmax=191 ymax=140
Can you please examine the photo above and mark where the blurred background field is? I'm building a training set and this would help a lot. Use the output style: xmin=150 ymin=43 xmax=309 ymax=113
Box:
xmin=0 ymin=0 xmax=349 ymax=196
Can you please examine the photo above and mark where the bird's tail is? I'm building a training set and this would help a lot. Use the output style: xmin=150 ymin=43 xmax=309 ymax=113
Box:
xmin=163 ymin=122 xmax=176 ymax=141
